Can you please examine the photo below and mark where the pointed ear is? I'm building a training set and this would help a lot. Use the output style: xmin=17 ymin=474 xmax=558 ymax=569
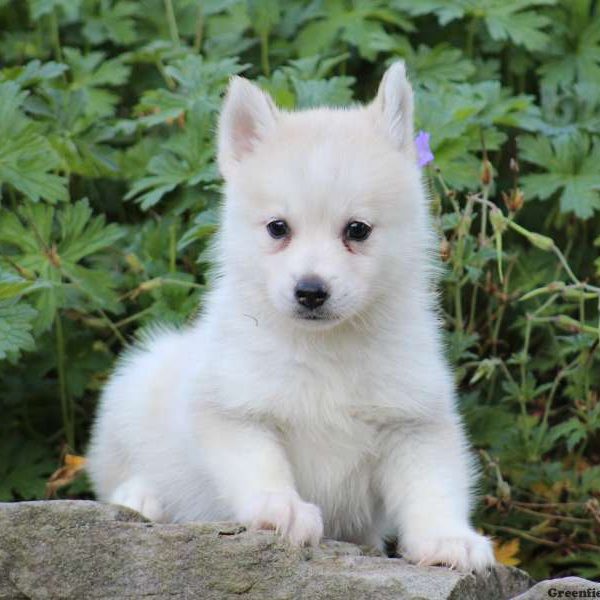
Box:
xmin=217 ymin=76 xmax=278 ymax=177
xmin=371 ymin=61 xmax=414 ymax=151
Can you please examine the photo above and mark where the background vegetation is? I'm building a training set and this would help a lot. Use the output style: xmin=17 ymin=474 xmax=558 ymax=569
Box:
xmin=1 ymin=0 xmax=599 ymax=580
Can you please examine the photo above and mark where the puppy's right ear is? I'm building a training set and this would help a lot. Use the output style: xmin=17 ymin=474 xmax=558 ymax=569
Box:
xmin=217 ymin=76 xmax=278 ymax=177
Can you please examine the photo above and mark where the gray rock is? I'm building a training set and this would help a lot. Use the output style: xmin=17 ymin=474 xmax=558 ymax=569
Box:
xmin=512 ymin=576 xmax=600 ymax=599
xmin=0 ymin=500 xmax=534 ymax=599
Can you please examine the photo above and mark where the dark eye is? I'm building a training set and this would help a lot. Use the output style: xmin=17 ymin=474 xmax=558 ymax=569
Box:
xmin=266 ymin=219 xmax=290 ymax=239
xmin=344 ymin=221 xmax=372 ymax=242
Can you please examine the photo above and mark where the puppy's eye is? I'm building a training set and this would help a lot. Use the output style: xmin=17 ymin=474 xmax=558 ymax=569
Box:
xmin=344 ymin=221 xmax=372 ymax=242
xmin=266 ymin=219 xmax=290 ymax=239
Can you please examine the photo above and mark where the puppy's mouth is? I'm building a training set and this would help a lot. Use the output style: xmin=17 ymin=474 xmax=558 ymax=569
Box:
xmin=288 ymin=307 xmax=345 ymax=330
xmin=294 ymin=310 xmax=340 ymax=323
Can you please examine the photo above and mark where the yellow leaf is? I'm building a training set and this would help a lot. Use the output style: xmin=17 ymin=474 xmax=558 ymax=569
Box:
xmin=45 ymin=454 xmax=87 ymax=498
xmin=64 ymin=454 xmax=87 ymax=469
xmin=531 ymin=481 xmax=563 ymax=501
xmin=494 ymin=538 xmax=520 ymax=567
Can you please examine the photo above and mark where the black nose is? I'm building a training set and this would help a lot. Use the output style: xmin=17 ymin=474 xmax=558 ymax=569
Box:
xmin=295 ymin=277 xmax=329 ymax=310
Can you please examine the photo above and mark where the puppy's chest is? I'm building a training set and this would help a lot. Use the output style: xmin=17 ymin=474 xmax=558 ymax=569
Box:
xmin=227 ymin=340 xmax=401 ymax=456
xmin=279 ymin=413 xmax=378 ymax=464
xmin=248 ymin=350 xmax=394 ymax=496
xmin=256 ymin=349 xmax=388 ymax=420
xmin=248 ymin=350 xmax=396 ymax=438
xmin=264 ymin=365 xmax=386 ymax=468
xmin=275 ymin=403 xmax=385 ymax=524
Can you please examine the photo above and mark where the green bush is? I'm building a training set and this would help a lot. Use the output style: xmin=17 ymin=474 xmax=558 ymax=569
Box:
xmin=1 ymin=0 xmax=599 ymax=580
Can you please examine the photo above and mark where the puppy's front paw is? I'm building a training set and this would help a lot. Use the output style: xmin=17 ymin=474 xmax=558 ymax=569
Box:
xmin=239 ymin=490 xmax=324 ymax=546
xmin=403 ymin=528 xmax=495 ymax=572
xmin=110 ymin=477 xmax=164 ymax=522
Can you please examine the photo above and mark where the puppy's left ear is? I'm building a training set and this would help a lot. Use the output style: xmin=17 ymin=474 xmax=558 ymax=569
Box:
xmin=371 ymin=61 xmax=414 ymax=152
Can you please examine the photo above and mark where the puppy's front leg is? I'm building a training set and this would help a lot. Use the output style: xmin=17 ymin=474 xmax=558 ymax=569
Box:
xmin=377 ymin=418 xmax=494 ymax=571
xmin=199 ymin=412 xmax=323 ymax=546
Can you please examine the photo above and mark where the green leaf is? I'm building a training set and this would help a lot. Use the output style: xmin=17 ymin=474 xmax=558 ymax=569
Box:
xmin=547 ymin=417 xmax=587 ymax=451
xmin=178 ymin=207 xmax=220 ymax=251
xmin=296 ymin=0 xmax=413 ymax=60
xmin=293 ymin=77 xmax=354 ymax=108
xmin=134 ymin=55 xmax=246 ymax=128
xmin=395 ymin=42 xmax=475 ymax=88
xmin=520 ymin=133 xmax=600 ymax=218
xmin=247 ymin=0 xmax=280 ymax=37
xmin=392 ymin=0 xmax=465 ymax=25
xmin=0 ymin=272 xmax=49 ymax=300
xmin=260 ymin=56 xmax=355 ymax=109
xmin=483 ymin=2 xmax=554 ymax=52
xmin=0 ymin=82 xmax=69 ymax=203
xmin=0 ymin=437 xmax=55 ymax=499
xmin=538 ymin=2 xmax=600 ymax=87
xmin=62 ymin=48 xmax=131 ymax=118
xmin=553 ymin=552 xmax=600 ymax=581
xmin=0 ymin=300 xmax=37 ymax=360
xmin=125 ymin=106 xmax=217 ymax=209
xmin=446 ymin=330 xmax=479 ymax=364
xmin=394 ymin=0 xmax=556 ymax=51
xmin=82 ymin=0 xmax=140 ymax=46
xmin=28 ymin=0 xmax=81 ymax=19
xmin=37 ymin=87 xmax=120 ymax=178
xmin=0 ymin=59 xmax=68 ymax=86
xmin=415 ymin=81 xmax=533 ymax=188
xmin=58 ymin=199 xmax=124 ymax=263
xmin=0 ymin=199 xmax=125 ymax=329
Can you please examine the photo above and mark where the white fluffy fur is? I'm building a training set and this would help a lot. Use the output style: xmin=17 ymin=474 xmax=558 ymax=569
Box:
xmin=87 ymin=62 xmax=495 ymax=571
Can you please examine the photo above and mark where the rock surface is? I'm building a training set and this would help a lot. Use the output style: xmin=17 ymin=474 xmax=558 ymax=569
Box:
xmin=0 ymin=500 xmax=535 ymax=599
xmin=512 ymin=576 xmax=600 ymax=599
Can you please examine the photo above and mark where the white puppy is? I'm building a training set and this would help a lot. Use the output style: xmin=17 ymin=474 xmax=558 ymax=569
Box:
xmin=87 ymin=62 xmax=495 ymax=571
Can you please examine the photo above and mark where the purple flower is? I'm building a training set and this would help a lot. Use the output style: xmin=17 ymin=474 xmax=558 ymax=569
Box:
xmin=415 ymin=130 xmax=434 ymax=167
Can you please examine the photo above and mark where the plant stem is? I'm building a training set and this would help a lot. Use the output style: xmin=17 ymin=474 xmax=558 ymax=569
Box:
xmin=453 ymin=196 xmax=475 ymax=332
xmin=125 ymin=277 xmax=205 ymax=300
xmin=484 ymin=524 xmax=561 ymax=548
xmin=491 ymin=257 xmax=516 ymax=351
xmin=597 ymin=294 xmax=600 ymax=345
xmin=454 ymin=284 xmax=464 ymax=331
xmin=469 ymin=185 xmax=490 ymax=332
xmin=521 ymin=313 xmax=531 ymax=378
xmin=169 ymin=223 xmax=177 ymax=273
xmin=193 ymin=3 xmax=204 ymax=52
xmin=96 ymin=308 xmax=128 ymax=347
xmin=156 ymin=60 xmax=176 ymax=90
xmin=553 ymin=246 xmax=580 ymax=287
xmin=164 ymin=0 xmax=180 ymax=46
xmin=115 ymin=306 xmax=154 ymax=328
xmin=539 ymin=354 xmax=580 ymax=435
xmin=511 ymin=504 xmax=592 ymax=524
xmin=49 ymin=8 xmax=62 ymax=62
xmin=465 ymin=17 xmax=477 ymax=58
xmin=260 ymin=31 xmax=270 ymax=76
xmin=55 ymin=313 xmax=74 ymax=449
xmin=7 ymin=186 xmax=17 ymax=212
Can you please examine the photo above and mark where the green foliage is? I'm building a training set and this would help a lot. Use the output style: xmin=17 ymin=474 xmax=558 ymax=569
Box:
xmin=0 ymin=82 xmax=68 ymax=203
xmin=0 ymin=300 xmax=37 ymax=360
xmin=0 ymin=0 xmax=599 ymax=580
xmin=394 ymin=0 xmax=557 ymax=51
xmin=520 ymin=132 xmax=600 ymax=217
xmin=538 ymin=0 xmax=600 ymax=87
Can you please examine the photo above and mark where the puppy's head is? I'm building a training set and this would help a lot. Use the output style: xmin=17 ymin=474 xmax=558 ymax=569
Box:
xmin=217 ymin=62 xmax=428 ymax=329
